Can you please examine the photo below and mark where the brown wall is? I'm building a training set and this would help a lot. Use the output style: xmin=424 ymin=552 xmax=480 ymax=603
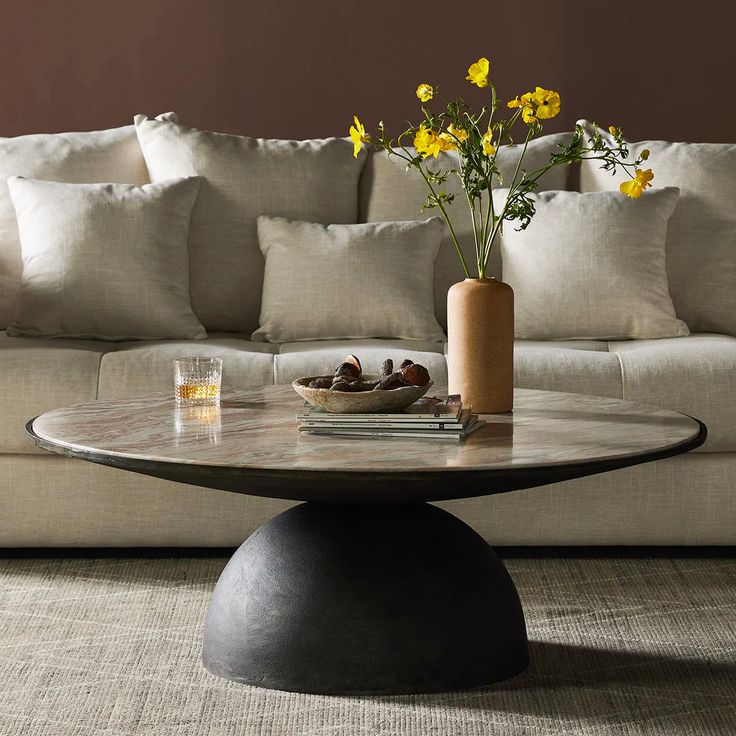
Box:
xmin=0 ymin=0 xmax=733 ymax=143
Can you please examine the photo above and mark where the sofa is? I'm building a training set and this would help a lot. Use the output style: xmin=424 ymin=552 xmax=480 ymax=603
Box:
xmin=1 ymin=118 xmax=734 ymax=547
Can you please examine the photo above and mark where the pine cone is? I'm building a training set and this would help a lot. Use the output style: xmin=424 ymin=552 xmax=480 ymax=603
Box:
xmin=380 ymin=358 xmax=394 ymax=377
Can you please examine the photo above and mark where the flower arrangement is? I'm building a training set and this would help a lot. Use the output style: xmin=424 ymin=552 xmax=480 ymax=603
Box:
xmin=350 ymin=57 xmax=653 ymax=279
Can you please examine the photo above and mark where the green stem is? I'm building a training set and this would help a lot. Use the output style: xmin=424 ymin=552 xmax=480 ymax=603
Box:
xmin=396 ymin=140 xmax=470 ymax=279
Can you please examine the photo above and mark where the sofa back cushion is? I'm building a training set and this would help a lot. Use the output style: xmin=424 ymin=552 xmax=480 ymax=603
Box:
xmin=0 ymin=124 xmax=149 ymax=329
xmin=578 ymin=120 xmax=736 ymax=336
xmin=7 ymin=176 xmax=206 ymax=341
xmin=359 ymin=132 xmax=573 ymax=329
xmin=498 ymin=188 xmax=689 ymax=340
xmin=252 ymin=216 xmax=446 ymax=343
xmin=135 ymin=115 xmax=366 ymax=334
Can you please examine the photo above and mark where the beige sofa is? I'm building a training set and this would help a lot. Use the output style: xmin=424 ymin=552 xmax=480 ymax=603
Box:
xmin=1 ymin=132 xmax=734 ymax=547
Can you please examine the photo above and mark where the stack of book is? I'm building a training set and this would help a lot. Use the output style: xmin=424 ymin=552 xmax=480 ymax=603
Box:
xmin=297 ymin=396 xmax=483 ymax=440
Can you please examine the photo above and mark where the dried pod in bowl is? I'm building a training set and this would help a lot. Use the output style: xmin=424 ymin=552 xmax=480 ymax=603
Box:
xmin=373 ymin=373 xmax=407 ymax=391
xmin=331 ymin=380 xmax=352 ymax=391
xmin=335 ymin=361 xmax=360 ymax=379
xmin=400 ymin=358 xmax=414 ymax=370
xmin=401 ymin=363 xmax=431 ymax=386
xmin=308 ymin=376 xmax=333 ymax=389
xmin=344 ymin=355 xmax=362 ymax=375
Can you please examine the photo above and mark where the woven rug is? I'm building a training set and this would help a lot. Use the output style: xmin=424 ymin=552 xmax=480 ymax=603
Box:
xmin=0 ymin=555 xmax=734 ymax=736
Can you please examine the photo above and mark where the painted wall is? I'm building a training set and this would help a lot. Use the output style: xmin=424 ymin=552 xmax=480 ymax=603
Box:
xmin=0 ymin=0 xmax=733 ymax=142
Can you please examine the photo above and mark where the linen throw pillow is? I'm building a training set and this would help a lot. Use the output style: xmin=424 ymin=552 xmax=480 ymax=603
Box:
xmin=0 ymin=124 xmax=150 ymax=329
xmin=577 ymin=120 xmax=736 ymax=335
xmin=359 ymin=132 xmax=573 ymax=330
xmin=134 ymin=114 xmax=366 ymax=334
xmin=497 ymin=188 xmax=689 ymax=340
xmin=252 ymin=216 xmax=446 ymax=343
xmin=7 ymin=176 xmax=206 ymax=341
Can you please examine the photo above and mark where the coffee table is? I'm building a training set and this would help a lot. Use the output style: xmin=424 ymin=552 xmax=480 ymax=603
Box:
xmin=27 ymin=387 xmax=705 ymax=695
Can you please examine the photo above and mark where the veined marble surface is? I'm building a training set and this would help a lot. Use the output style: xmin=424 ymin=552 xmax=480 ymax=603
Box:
xmin=31 ymin=387 xmax=703 ymax=474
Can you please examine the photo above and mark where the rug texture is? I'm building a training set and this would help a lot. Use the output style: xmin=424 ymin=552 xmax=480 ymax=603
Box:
xmin=0 ymin=555 xmax=734 ymax=736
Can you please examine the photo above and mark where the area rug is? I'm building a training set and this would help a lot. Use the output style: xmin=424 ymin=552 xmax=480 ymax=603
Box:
xmin=0 ymin=555 xmax=733 ymax=736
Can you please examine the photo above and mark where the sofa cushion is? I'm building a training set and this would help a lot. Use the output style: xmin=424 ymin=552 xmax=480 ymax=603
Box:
xmin=0 ymin=124 xmax=149 ymax=330
xmin=274 ymin=339 xmax=447 ymax=384
xmin=0 ymin=331 xmax=110 ymax=453
xmin=97 ymin=335 xmax=277 ymax=400
xmin=359 ymin=133 xmax=573 ymax=330
xmin=253 ymin=217 xmax=445 ymax=343
xmin=609 ymin=334 xmax=736 ymax=452
xmin=578 ymin=121 xmax=736 ymax=336
xmin=7 ymin=176 xmax=206 ymax=341
xmin=134 ymin=115 xmax=366 ymax=334
xmin=498 ymin=188 xmax=688 ymax=340
xmin=514 ymin=342 xmax=623 ymax=398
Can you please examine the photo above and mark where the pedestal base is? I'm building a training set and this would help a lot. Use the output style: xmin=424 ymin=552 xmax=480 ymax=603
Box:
xmin=203 ymin=502 xmax=528 ymax=695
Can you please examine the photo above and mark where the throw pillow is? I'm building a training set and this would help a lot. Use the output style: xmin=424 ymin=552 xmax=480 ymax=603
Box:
xmin=497 ymin=188 xmax=689 ymax=340
xmin=7 ymin=176 xmax=206 ymax=341
xmin=0 ymin=123 xmax=150 ymax=329
xmin=134 ymin=115 xmax=366 ymax=334
xmin=252 ymin=216 xmax=446 ymax=343
xmin=359 ymin=132 xmax=573 ymax=330
xmin=577 ymin=120 xmax=736 ymax=335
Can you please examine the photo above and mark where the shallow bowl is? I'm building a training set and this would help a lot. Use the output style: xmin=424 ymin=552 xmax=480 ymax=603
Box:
xmin=292 ymin=376 xmax=433 ymax=414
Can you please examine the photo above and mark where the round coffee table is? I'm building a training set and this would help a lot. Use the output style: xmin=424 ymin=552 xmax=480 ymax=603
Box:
xmin=28 ymin=387 xmax=705 ymax=695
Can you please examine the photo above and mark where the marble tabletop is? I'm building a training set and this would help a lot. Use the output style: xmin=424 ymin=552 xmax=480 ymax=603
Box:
xmin=30 ymin=386 xmax=703 ymax=475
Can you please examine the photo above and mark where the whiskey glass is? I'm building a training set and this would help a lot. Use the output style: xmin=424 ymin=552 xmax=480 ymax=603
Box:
xmin=173 ymin=357 xmax=222 ymax=406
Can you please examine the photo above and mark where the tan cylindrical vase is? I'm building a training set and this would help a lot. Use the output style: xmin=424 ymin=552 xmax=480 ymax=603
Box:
xmin=447 ymin=277 xmax=514 ymax=414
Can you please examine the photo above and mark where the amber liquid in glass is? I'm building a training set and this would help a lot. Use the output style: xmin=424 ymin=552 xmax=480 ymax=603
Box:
xmin=175 ymin=384 xmax=220 ymax=401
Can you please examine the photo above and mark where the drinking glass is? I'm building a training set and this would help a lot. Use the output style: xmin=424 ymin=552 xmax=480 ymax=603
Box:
xmin=173 ymin=357 xmax=222 ymax=406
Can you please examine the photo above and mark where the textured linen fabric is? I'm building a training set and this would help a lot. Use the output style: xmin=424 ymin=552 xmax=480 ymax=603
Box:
xmin=359 ymin=133 xmax=573 ymax=329
xmin=514 ymin=342 xmax=623 ymax=398
xmin=253 ymin=217 xmax=446 ymax=342
xmin=498 ymin=188 xmax=689 ymax=339
xmin=578 ymin=120 xmax=736 ymax=335
xmin=0 ymin=331 xmax=110 ymax=453
xmin=7 ymin=176 xmax=206 ymax=341
xmin=97 ymin=334 xmax=277 ymax=399
xmin=134 ymin=115 xmax=365 ymax=334
xmin=0 ymin=124 xmax=149 ymax=329
xmin=1 ymin=558 xmax=734 ymax=736
xmin=0 ymin=452 xmax=733 ymax=546
xmin=609 ymin=333 xmax=736 ymax=452
xmin=274 ymin=338 xmax=447 ymax=384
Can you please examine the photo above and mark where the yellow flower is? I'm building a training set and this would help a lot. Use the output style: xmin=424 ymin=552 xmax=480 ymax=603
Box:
xmin=481 ymin=129 xmax=496 ymax=156
xmin=438 ymin=123 xmax=469 ymax=151
xmin=608 ymin=125 xmax=619 ymax=136
xmin=640 ymin=148 xmax=650 ymax=161
xmin=349 ymin=116 xmax=370 ymax=158
xmin=446 ymin=123 xmax=469 ymax=143
xmin=414 ymin=126 xmax=443 ymax=158
xmin=466 ymin=57 xmax=490 ymax=88
xmin=620 ymin=168 xmax=654 ymax=198
xmin=531 ymin=87 xmax=561 ymax=119
xmin=508 ymin=92 xmax=537 ymax=124
xmin=416 ymin=83 xmax=434 ymax=102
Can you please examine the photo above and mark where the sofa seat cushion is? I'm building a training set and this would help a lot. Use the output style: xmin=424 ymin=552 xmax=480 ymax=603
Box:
xmin=0 ymin=331 xmax=110 ymax=453
xmin=97 ymin=335 xmax=277 ymax=400
xmin=274 ymin=339 xmax=447 ymax=384
xmin=609 ymin=334 xmax=736 ymax=452
xmin=514 ymin=341 xmax=623 ymax=398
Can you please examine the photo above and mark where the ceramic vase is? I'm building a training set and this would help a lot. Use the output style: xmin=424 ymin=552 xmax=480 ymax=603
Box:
xmin=447 ymin=277 xmax=514 ymax=413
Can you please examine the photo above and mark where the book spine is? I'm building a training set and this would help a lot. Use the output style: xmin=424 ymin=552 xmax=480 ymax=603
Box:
xmin=299 ymin=421 xmax=463 ymax=431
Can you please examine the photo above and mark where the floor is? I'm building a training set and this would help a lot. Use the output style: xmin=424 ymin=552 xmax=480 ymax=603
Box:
xmin=0 ymin=554 xmax=734 ymax=736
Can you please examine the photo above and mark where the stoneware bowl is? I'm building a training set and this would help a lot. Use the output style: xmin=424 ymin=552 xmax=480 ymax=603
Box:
xmin=292 ymin=376 xmax=433 ymax=414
